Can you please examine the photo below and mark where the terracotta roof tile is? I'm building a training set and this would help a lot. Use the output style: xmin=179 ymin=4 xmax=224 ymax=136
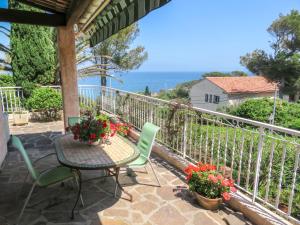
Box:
xmin=206 ymin=76 xmax=277 ymax=94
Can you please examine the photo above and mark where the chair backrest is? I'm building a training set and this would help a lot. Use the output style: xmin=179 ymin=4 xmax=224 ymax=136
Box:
xmin=11 ymin=135 xmax=40 ymax=180
xmin=137 ymin=122 xmax=160 ymax=159
xmin=68 ymin=117 xmax=81 ymax=127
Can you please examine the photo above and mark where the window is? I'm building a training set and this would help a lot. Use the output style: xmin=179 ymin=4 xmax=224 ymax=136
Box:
xmin=209 ymin=94 xmax=212 ymax=103
xmin=213 ymin=95 xmax=220 ymax=104
xmin=205 ymin=94 xmax=208 ymax=102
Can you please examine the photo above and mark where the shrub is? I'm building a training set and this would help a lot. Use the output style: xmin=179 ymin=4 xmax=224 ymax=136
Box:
xmin=227 ymin=98 xmax=300 ymax=130
xmin=0 ymin=74 xmax=15 ymax=87
xmin=26 ymin=88 xmax=62 ymax=120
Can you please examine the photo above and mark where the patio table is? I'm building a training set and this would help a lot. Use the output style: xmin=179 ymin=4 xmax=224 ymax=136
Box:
xmin=54 ymin=134 xmax=140 ymax=218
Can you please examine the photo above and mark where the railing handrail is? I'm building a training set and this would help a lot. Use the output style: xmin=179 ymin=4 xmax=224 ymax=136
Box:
xmin=0 ymin=86 xmax=23 ymax=89
xmin=103 ymin=86 xmax=300 ymax=137
xmin=1 ymin=84 xmax=300 ymax=136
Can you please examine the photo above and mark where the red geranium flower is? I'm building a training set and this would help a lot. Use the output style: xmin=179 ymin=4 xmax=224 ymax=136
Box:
xmin=208 ymin=174 xmax=218 ymax=183
xmin=100 ymin=133 xmax=106 ymax=138
xmin=221 ymin=179 xmax=231 ymax=187
xmin=222 ymin=192 xmax=231 ymax=201
xmin=184 ymin=164 xmax=199 ymax=175
xmin=90 ymin=133 xmax=96 ymax=139
xmin=230 ymin=186 xmax=237 ymax=192
xmin=217 ymin=174 xmax=223 ymax=180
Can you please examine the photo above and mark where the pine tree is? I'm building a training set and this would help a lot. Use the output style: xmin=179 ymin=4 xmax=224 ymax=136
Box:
xmin=144 ymin=86 xmax=151 ymax=96
xmin=77 ymin=24 xmax=147 ymax=86
xmin=9 ymin=0 xmax=56 ymax=96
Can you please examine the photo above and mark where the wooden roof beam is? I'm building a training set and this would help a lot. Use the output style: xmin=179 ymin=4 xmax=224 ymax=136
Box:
xmin=17 ymin=0 xmax=63 ymax=14
xmin=0 ymin=8 xmax=66 ymax=26
xmin=66 ymin=0 xmax=92 ymax=26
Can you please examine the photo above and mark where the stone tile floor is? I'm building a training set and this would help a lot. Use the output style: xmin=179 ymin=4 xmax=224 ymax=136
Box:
xmin=0 ymin=121 xmax=252 ymax=225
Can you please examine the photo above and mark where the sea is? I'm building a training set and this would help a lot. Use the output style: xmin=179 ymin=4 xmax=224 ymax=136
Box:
xmin=78 ymin=71 xmax=203 ymax=93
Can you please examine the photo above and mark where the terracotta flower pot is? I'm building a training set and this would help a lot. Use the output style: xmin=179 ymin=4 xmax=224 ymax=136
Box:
xmin=88 ymin=140 xmax=101 ymax=146
xmin=193 ymin=192 xmax=222 ymax=210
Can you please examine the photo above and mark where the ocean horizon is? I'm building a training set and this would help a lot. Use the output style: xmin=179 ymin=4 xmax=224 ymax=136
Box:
xmin=78 ymin=71 xmax=203 ymax=93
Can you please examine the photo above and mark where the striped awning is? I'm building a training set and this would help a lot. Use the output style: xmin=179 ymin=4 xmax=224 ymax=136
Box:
xmin=88 ymin=0 xmax=171 ymax=47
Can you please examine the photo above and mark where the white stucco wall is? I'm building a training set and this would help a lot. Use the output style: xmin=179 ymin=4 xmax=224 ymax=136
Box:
xmin=228 ymin=92 xmax=275 ymax=106
xmin=0 ymin=105 xmax=8 ymax=167
xmin=190 ymin=79 xmax=228 ymax=111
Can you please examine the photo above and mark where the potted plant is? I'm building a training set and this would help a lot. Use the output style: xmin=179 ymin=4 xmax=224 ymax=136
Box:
xmin=67 ymin=114 xmax=112 ymax=145
xmin=184 ymin=163 xmax=237 ymax=210
xmin=66 ymin=113 xmax=131 ymax=145
xmin=13 ymin=110 xmax=29 ymax=126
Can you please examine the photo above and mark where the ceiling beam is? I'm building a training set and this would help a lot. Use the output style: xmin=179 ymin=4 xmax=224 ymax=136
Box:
xmin=66 ymin=0 xmax=91 ymax=26
xmin=17 ymin=0 xmax=63 ymax=14
xmin=0 ymin=8 xmax=66 ymax=27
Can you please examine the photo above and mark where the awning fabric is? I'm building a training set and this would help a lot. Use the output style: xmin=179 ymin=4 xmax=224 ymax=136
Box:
xmin=88 ymin=0 xmax=171 ymax=47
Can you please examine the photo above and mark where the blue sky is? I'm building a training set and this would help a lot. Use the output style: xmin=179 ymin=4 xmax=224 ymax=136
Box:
xmin=1 ymin=0 xmax=300 ymax=72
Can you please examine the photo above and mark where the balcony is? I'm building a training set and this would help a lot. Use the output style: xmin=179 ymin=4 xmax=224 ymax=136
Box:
xmin=0 ymin=85 xmax=299 ymax=225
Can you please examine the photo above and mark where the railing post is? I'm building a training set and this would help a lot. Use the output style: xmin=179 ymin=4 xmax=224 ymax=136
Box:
xmin=101 ymin=86 xmax=104 ymax=111
xmin=150 ymin=104 xmax=154 ymax=123
xmin=113 ymin=90 xmax=116 ymax=115
xmin=0 ymin=88 xmax=4 ymax=112
xmin=252 ymin=126 xmax=265 ymax=203
xmin=182 ymin=113 xmax=188 ymax=159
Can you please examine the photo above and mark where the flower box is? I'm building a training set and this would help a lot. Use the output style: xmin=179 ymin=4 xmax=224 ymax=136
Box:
xmin=13 ymin=111 xmax=29 ymax=126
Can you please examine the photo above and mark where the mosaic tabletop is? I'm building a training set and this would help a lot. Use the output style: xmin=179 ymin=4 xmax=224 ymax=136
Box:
xmin=54 ymin=134 xmax=140 ymax=169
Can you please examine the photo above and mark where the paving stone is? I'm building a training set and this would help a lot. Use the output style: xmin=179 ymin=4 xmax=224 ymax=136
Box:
xmin=172 ymin=198 xmax=201 ymax=213
xmin=149 ymin=205 xmax=186 ymax=225
xmin=132 ymin=200 xmax=158 ymax=215
xmin=143 ymin=194 xmax=161 ymax=203
xmin=131 ymin=212 xmax=144 ymax=224
xmin=43 ymin=211 xmax=85 ymax=223
xmin=135 ymin=185 xmax=156 ymax=195
xmin=193 ymin=212 xmax=220 ymax=225
xmin=103 ymin=208 xmax=129 ymax=217
xmin=223 ymin=213 xmax=251 ymax=225
xmin=156 ymin=186 xmax=178 ymax=201
xmin=98 ymin=217 xmax=130 ymax=225
xmin=0 ymin=121 xmax=252 ymax=225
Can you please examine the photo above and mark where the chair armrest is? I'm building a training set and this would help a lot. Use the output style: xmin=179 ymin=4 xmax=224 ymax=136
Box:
xmin=33 ymin=152 xmax=56 ymax=165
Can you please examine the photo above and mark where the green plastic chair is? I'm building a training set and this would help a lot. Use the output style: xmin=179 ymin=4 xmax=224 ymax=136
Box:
xmin=126 ymin=122 xmax=161 ymax=186
xmin=68 ymin=117 xmax=81 ymax=127
xmin=11 ymin=135 xmax=82 ymax=225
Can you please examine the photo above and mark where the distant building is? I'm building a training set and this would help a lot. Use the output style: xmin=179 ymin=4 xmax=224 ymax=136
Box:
xmin=190 ymin=76 xmax=277 ymax=111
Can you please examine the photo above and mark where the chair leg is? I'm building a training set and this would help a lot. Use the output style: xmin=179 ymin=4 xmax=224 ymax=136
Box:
xmin=16 ymin=182 xmax=36 ymax=225
xmin=74 ymin=176 xmax=84 ymax=207
xmin=16 ymin=172 xmax=29 ymax=202
xmin=148 ymin=160 xmax=161 ymax=187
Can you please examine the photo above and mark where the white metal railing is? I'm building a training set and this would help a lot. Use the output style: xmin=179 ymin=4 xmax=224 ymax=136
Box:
xmin=0 ymin=85 xmax=101 ymax=113
xmin=100 ymin=86 xmax=300 ymax=224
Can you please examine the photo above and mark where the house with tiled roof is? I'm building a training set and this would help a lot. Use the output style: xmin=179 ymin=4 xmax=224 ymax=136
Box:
xmin=190 ymin=76 xmax=277 ymax=111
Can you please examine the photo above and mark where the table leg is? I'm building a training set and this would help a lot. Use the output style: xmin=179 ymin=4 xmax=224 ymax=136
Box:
xmin=114 ymin=167 xmax=133 ymax=201
xmin=71 ymin=170 xmax=82 ymax=219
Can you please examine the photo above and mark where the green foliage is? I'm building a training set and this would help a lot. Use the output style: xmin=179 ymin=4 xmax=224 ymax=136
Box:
xmin=157 ymin=80 xmax=200 ymax=102
xmin=9 ymin=0 xmax=56 ymax=96
xmin=203 ymin=71 xmax=248 ymax=77
xmin=0 ymin=74 xmax=14 ymax=86
xmin=25 ymin=88 xmax=62 ymax=120
xmin=77 ymin=23 xmax=147 ymax=86
xmin=240 ymin=10 xmax=300 ymax=94
xmin=227 ymin=98 xmax=300 ymax=130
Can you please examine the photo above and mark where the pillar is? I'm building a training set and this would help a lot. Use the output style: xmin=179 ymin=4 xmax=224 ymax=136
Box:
xmin=57 ymin=25 xmax=80 ymax=129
